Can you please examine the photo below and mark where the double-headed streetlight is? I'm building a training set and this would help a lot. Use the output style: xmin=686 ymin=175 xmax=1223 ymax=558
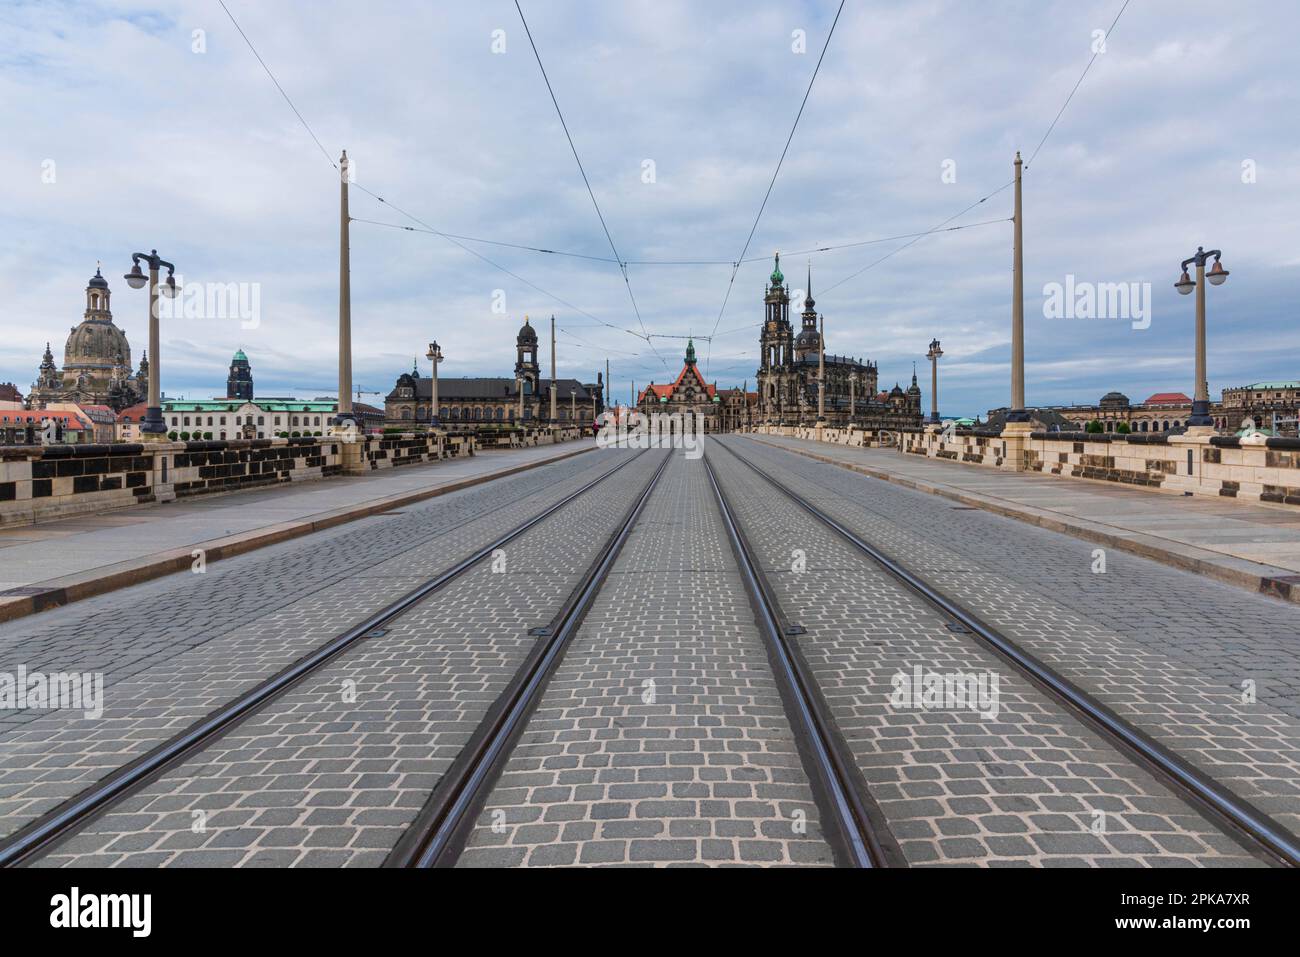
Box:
xmin=123 ymin=250 xmax=178 ymax=439
xmin=1175 ymin=246 xmax=1229 ymax=428
xmin=426 ymin=341 xmax=442 ymax=428
xmin=927 ymin=338 xmax=944 ymax=425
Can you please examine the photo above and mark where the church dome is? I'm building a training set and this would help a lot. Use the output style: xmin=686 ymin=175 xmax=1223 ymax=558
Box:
xmin=517 ymin=318 xmax=538 ymax=343
xmin=64 ymin=317 xmax=131 ymax=370
xmin=88 ymin=266 xmax=109 ymax=290
xmin=795 ymin=328 xmax=820 ymax=351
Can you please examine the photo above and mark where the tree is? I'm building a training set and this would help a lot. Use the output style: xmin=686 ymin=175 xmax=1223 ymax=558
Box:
xmin=1115 ymin=422 xmax=1131 ymax=434
xmin=1085 ymin=420 xmax=1104 ymax=434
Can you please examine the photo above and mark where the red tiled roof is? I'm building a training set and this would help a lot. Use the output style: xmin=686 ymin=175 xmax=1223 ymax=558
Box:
xmin=116 ymin=402 xmax=149 ymax=422
xmin=1143 ymin=392 xmax=1192 ymax=406
xmin=638 ymin=362 xmax=717 ymax=405
xmin=0 ymin=411 xmax=86 ymax=426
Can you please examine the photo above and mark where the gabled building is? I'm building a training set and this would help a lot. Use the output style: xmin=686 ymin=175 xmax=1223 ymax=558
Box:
xmin=636 ymin=340 xmax=722 ymax=431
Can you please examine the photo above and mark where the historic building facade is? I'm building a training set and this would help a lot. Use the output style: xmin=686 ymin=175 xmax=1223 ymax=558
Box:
xmin=28 ymin=267 xmax=149 ymax=413
xmin=636 ymin=340 xmax=723 ymax=430
xmin=1002 ymin=391 xmax=1231 ymax=434
xmin=755 ymin=255 xmax=921 ymax=429
xmin=717 ymin=386 xmax=759 ymax=432
xmin=384 ymin=318 xmax=604 ymax=427
xmin=1220 ymin=381 xmax=1300 ymax=435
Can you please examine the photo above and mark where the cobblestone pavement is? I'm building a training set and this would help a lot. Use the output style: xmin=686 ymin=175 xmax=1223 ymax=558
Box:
xmin=456 ymin=451 xmax=836 ymax=868
xmin=28 ymin=449 xmax=663 ymax=867
xmin=724 ymin=434 xmax=1300 ymax=844
xmin=0 ymin=448 xmax=644 ymax=842
xmin=707 ymin=439 xmax=1265 ymax=867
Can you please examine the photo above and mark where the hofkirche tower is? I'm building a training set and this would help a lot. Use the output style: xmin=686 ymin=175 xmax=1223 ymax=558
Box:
xmin=755 ymin=252 xmax=918 ymax=428
xmin=29 ymin=266 xmax=149 ymax=412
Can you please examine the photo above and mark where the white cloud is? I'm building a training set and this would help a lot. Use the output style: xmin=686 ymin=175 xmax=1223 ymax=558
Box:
xmin=1 ymin=0 xmax=1297 ymax=420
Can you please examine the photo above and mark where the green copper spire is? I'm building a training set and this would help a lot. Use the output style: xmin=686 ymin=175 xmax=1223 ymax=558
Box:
xmin=770 ymin=252 xmax=784 ymax=285
xmin=685 ymin=338 xmax=697 ymax=365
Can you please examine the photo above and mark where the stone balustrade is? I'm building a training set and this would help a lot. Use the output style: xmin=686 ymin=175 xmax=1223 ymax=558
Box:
xmin=757 ymin=423 xmax=1300 ymax=509
xmin=0 ymin=430 xmax=485 ymax=528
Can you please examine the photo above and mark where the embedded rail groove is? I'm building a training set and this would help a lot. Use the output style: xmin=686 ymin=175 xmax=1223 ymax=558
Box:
xmin=714 ymin=436 xmax=1300 ymax=868
xmin=0 ymin=447 xmax=649 ymax=868
xmin=703 ymin=450 xmax=894 ymax=868
xmin=386 ymin=449 xmax=672 ymax=867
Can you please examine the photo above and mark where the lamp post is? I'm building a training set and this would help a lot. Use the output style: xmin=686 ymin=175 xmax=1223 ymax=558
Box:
xmin=549 ymin=315 xmax=558 ymax=426
xmin=1175 ymin=246 xmax=1229 ymax=428
xmin=570 ymin=388 xmax=576 ymax=427
xmin=426 ymin=341 xmax=442 ymax=428
xmin=123 ymin=250 xmax=178 ymax=439
xmin=849 ymin=372 xmax=857 ymax=422
xmin=335 ymin=150 xmax=354 ymax=429
xmin=816 ymin=314 xmax=826 ymax=424
xmin=927 ymin=338 xmax=944 ymax=425
xmin=1006 ymin=151 xmax=1030 ymax=422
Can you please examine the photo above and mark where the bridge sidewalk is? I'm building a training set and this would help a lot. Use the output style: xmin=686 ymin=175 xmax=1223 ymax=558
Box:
xmin=0 ymin=439 xmax=595 ymax=621
xmin=747 ymin=434 xmax=1300 ymax=603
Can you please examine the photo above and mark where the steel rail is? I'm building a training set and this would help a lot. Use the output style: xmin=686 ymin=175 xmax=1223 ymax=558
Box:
xmin=715 ymin=436 xmax=1300 ymax=868
xmin=703 ymin=450 xmax=892 ymax=868
xmin=0 ymin=447 xmax=649 ymax=868
xmin=386 ymin=449 xmax=672 ymax=867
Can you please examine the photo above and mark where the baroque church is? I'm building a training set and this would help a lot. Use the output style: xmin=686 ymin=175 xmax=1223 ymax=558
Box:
xmin=756 ymin=254 xmax=921 ymax=429
xmin=29 ymin=266 xmax=149 ymax=413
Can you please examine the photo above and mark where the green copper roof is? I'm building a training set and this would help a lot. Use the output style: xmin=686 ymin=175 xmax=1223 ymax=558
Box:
xmin=770 ymin=252 xmax=783 ymax=285
xmin=232 ymin=349 xmax=248 ymax=361
xmin=1245 ymin=381 xmax=1300 ymax=390
xmin=685 ymin=338 xmax=696 ymax=365
xmin=163 ymin=399 xmax=336 ymax=413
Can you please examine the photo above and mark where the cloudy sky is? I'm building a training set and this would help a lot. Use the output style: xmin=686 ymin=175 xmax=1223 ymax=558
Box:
xmin=2 ymin=0 xmax=1297 ymax=417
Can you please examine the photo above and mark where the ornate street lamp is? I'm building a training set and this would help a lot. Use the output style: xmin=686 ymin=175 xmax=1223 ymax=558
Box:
xmin=1175 ymin=246 xmax=1229 ymax=428
xmin=123 ymin=250 xmax=178 ymax=439
xmin=926 ymin=338 xmax=944 ymax=425
xmin=425 ymin=341 xmax=442 ymax=427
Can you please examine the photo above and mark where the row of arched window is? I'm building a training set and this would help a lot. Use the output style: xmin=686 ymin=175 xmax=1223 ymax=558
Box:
xmin=1072 ymin=420 xmax=1184 ymax=433
xmin=399 ymin=404 xmax=591 ymax=422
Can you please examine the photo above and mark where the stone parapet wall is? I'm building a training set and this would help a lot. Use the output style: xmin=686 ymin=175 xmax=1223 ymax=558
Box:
xmin=471 ymin=426 xmax=584 ymax=450
xmin=0 ymin=430 xmax=486 ymax=527
xmin=756 ymin=423 xmax=1300 ymax=509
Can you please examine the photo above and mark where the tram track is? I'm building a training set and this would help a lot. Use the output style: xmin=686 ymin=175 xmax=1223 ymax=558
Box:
xmin=386 ymin=450 xmax=671 ymax=867
xmin=703 ymin=450 xmax=896 ymax=868
xmin=710 ymin=436 xmax=1300 ymax=868
xmin=0 ymin=448 xmax=655 ymax=868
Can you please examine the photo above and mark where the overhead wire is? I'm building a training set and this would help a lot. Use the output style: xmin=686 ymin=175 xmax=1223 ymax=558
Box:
xmin=705 ymin=0 xmax=846 ymax=374
xmin=514 ymin=0 xmax=667 ymax=368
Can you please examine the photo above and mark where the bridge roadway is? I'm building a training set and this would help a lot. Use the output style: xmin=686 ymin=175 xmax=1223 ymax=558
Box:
xmin=0 ymin=436 xmax=1295 ymax=867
